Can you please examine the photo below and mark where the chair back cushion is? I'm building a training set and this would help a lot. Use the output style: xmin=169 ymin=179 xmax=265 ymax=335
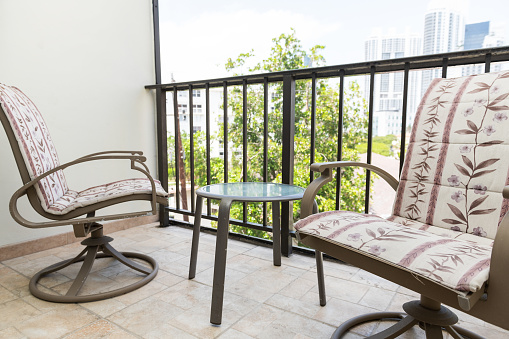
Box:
xmin=392 ymin=71 xmax=509 ymax=240
xmin=0 ymin=84 xmax=68 ymax=212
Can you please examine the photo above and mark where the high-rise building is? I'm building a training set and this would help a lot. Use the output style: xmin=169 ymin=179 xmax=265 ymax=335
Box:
xmin=421 ymin=0 xmax=466 ymax=93
xmin=462 ymin=21 xmax=506 ymax=75
xmin=464 ymin=21 xmax=490 ymax=50
xmin=365 ymin=29 xmax=422 ymax=136
xmin=166 ymin=87 xmax=224 ymax=158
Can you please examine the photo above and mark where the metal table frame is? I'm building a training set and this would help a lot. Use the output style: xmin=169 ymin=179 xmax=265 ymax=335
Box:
xmin=188 ymin=182 xmax=305 ymax=325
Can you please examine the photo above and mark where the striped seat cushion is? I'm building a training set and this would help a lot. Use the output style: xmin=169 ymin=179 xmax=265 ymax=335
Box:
xmin=48 ymin=178 xmax=168 ymax=215
xmin=295 ymin=210 xmax=491 ymax=293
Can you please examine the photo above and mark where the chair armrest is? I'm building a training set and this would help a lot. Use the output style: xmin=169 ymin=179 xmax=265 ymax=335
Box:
xmin=9 ymin=152 xmax=158 ymax=229
xmin=301 ymin=161 xmax=399 ymax=218
xmin=475 ymin=187 xmax=509 ymax=315
xmin=77 ymin=150 xmax=144 ymax=160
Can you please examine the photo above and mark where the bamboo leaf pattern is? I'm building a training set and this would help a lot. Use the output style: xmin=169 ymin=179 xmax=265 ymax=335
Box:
xmin=462 ymin=155 xmax=473 ymax=170
xmin=443 ymin=73 xmax=509 ymax=235
xmin=469 ymin=196 xmax=489 ymax=211
xmin=404 ymin=80 xmax=456 ymax=220
xmin=419 ymin=243 xmax=488 ymax=282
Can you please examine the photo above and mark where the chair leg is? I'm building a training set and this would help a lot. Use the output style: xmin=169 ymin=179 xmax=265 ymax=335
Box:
xmin=315 ymin=250 xmax=326 ymax=306
xmin=28 ymin=232 xmax=158 ymax=303
xmin=65 ymin=245 xmax=99 ymax=297
xmin=331 ymin=312 xmax=407 ymax=339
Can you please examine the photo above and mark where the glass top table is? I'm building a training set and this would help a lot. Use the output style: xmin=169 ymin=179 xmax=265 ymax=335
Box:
xmin=196 ymin=182 xmax=305 ymax=202
xmin=188 ymin=182 xmax=305 ymax=325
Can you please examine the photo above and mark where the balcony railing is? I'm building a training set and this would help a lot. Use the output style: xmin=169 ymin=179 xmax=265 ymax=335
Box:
xmin=146 ymin=46 xmax=509 ymax=256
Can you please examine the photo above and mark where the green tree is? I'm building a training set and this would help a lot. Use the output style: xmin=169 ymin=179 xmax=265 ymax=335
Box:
xmin=170 ymin=29 xmax=371 ymax=241
xmin=221 ymin=29 xmax=370 ymax=237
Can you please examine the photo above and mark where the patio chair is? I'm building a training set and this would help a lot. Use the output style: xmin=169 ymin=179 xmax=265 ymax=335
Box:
xmin=296 ymin=70 xmax=509 ymax=338
xmin=0 ymin=83 xmax=169 ymax=303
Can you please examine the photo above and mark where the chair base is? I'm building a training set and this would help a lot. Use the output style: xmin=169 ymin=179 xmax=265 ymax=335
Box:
xmin=28 ymin=234 xmax=158 ymax=303
xmin=331 ymin=299 xmax=484 ymax=339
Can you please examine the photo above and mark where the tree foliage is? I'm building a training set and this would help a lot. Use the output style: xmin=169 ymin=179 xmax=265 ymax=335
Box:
xmin=170 ymin=29 xmax=371 ymax=240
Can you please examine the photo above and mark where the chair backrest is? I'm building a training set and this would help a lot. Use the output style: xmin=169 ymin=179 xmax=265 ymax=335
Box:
xmin=392 ymin=71 xmax=509 ymax=240
xmin=0 ymin=84 xmax=69 ymax=214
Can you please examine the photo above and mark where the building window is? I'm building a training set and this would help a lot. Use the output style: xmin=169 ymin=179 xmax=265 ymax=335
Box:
xmin=178 ymin=91 xmax=188 ymax=97
xmin=380 ymin=73 xmax=389 ymax=92
xmin=393 ymin=72 xmax=404 ymax=92
xmin=178 ymin=104 xmax=187 ymax=114
xmin=193 ymin=104 xmax=203 ymax=114
xmin=193 ymin=126 xmax=201 ymax=133
xmin=193 ymin=90 xmax=201 ymax=97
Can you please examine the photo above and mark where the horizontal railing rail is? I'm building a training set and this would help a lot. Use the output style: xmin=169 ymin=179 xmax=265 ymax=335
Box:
xmin=147 ymin=46 xmax=509 ymax=256
xmin=147 ymin=46 xmax=509 ymax=90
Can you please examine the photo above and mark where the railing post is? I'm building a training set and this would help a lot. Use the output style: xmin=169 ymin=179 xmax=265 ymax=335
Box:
xmin=365 ymin=66 xmax=375 ymax=214
xmin=156 ymin=88 xmax=169 ymax=226
xmin=281 ymin=74 xmax=295 ymax=256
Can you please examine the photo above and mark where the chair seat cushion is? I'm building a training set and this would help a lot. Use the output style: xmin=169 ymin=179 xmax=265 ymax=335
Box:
xmin=47 ymin=178 xmax=168 ymax=215
xmin=295 ymin=210 xmax=492 ymax=293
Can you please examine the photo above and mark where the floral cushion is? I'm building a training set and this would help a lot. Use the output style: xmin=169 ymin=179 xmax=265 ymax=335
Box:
xmin=48 ymin=178 xmax=168 ymax=215
xmin=295 ymin=211 xmax=491 ymax=293
xmin=1 ymin=83 xmax=169 ymax=216
xmin=296 ymin=71 xmax=509 ymax=294
xmin=0 ymin=83 xmax=68 ymax=212
xmin=393 ymin=71 xmax=509 ymax=240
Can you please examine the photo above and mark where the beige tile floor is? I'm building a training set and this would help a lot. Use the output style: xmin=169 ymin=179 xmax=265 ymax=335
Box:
xmin=0 ymin=223 xmax=508 ymax=339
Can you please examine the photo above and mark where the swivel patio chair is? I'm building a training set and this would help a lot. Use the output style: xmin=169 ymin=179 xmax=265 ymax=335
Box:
xmin=296 ymin=70 xmax=509 ymax=338
xmin=0 ymin=83 xmax=169 ymax=303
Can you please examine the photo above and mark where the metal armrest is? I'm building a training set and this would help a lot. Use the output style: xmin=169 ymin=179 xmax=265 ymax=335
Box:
xmin=301 ymin=161 xmax=399 ymax=218
xmin=77 ymin=150 xmax=144 ymax=159
xmin=9 ymin=151 xmax=158 ymax=229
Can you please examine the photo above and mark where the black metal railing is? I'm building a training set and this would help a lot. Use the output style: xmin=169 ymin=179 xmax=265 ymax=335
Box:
xmin=146 ymin=46 xmax=509 ymax=256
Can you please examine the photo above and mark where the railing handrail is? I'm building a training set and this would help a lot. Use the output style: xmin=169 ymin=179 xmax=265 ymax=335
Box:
xmin=146 ymin=46 xmax=509 ymax=90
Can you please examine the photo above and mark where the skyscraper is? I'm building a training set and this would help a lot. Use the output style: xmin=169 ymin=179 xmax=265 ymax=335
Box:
xmin=421 ymin=0 xmax=466 ymax=92
xmin=462 ymin=21 xmax=506 ymax=75
xmin=464 ymin=21 xmax=490 ymax=50
xmin=365 ymin=29 xmax=422 ymax=136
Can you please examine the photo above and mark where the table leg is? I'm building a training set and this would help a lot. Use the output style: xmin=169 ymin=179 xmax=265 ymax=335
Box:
xmin=210 ymin=198 xmax=233 ymax=325
xmin=189 ymin=195 xmax=203 ymax=279
xmin=272 ymin=201 xmax=281 ymax=266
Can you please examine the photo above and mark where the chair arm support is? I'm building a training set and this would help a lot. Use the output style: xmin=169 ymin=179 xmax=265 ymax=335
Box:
xmin=77 ymin=150 xmax=144 ymax=160
xmin=488 ymin=188 xmax=509 ymax=291
xmin=9 ymin=152 xmax=158 ymax=229
xmin=301 ymin=161 xmax=399 ymax=218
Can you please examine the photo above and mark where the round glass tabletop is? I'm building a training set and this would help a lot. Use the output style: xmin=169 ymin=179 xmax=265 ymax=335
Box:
xmin=196 ymin=182 xmax=305 ymax=202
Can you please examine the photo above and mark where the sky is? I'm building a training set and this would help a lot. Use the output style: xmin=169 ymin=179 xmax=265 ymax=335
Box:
xmin=158 ymin=0 xmax=509 ymax=83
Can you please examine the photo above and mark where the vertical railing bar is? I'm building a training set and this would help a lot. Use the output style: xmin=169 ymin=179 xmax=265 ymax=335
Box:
xmin=399 ymin=63 xmax=410 ymax=176
xmin=281 ymin=74 xmax=296 ymax=256
xmin=365 ymin=66 xmax=376 ymax=214
xmin=263 ymin=78 xmax=269 ymax=226
xmin=173 ymin=87 xmax=180 ymax=210
xmin=485 ymin=53 xmax=492 ymax=73
xmin=310 ymin=73 xmax=317 ymax=184
xmin=206 ymin=83 xmax=211 ymax=215
xmin=223 ymin=81 xmax=228 ymax=183
xmin=189 ymin=85 xmax=195 ymax=213
xmin=243 ymin=79 xmax=248 ymax=224
xmin=155 ymin=88 xmax=169 ymax=226
xmin=336 ymin=70 xmax=345 ymax=211
xmin=442 ymin=58 xmax=448 ymax=78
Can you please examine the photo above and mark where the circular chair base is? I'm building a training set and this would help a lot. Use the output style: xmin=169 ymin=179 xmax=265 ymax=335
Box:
xmin=29 ymin=251 xmax=158 ymax=303
xmin=331 ymin=307 xmax=484 ymax=339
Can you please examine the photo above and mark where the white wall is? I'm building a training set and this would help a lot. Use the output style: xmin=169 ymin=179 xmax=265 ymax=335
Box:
xmin=0 ymin=0 xmax=158 ymax=246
